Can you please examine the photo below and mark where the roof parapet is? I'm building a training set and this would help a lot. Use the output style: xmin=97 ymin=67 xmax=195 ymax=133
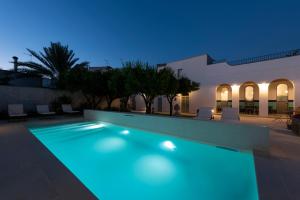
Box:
xmin=208 ymin=49 xmax=300 ymax=66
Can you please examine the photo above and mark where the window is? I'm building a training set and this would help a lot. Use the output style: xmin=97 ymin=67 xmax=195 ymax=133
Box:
xmin=220 ymin=87 xmax=229 ymax=101
xmin=277 ymin=84 xmax=288 ymax=97
xmin=245 ymin=86 xmax=254 ymax=101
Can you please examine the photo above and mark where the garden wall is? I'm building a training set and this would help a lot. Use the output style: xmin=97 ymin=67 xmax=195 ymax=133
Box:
xmin=84 ymin=110 xmax=269 ymax=151
xmin=0 ymin=85 xmax=83 ymax=114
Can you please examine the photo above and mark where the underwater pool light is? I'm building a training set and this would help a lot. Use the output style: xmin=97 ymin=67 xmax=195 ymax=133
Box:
xmin=83 ymin=123 xmax=105 ymax=130
xmin=120 ymin=130 xmax=130 ymax=135
xmin=161 ymin=140 xmax=176 ymax=151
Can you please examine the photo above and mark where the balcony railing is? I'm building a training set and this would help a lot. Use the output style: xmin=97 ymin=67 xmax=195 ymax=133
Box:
xmin=210 ymin=49 xmax=300 ymax=66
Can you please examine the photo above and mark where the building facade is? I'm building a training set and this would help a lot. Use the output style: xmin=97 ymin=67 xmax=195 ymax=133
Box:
xmin=136 ymin=49 xmax=300 ymax=117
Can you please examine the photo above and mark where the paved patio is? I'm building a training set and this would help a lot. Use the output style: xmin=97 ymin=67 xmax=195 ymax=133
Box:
xmin=0 ymin=115 xmax=299 ymax=199
xmin=0 ymin=116 xmax=96 ymax=200
xmin=220 ymin=115 xmax=300 ymax=200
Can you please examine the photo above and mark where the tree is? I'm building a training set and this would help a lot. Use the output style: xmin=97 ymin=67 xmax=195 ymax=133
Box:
xmin=67 ymin=66 xmax=103 ymax=109
xmin=17 ymin=42 xmax=89 ymax=89
xmin=159 ymin=67 xmax=199 ymax=116
xmin=159 ymin=68 xmax=179 ymax=116
xmin=133 ymin=61 xmax=161 ymax=114
xmin=119 ymin=62 xmax=140 ymax=111
xmin=178 ymin=76 xmax=199 ymax=96
xmin=102 ymin=68 xmax=123 ymax=110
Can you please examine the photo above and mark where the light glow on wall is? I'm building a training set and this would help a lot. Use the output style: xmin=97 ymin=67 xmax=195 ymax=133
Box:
xmin=258 ymin=82 xmax=269 ymax=92
xmin=231 ymin=84 xmax=240 ymax=91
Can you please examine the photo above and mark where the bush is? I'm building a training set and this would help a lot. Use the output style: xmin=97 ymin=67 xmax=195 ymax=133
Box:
xmin=291 ymin=114 xmax=300 ymax=136
xmin=103 ymin=107 xmax=120 ymax=112
xmin=51 ymin=95 xmax=72 ymax=114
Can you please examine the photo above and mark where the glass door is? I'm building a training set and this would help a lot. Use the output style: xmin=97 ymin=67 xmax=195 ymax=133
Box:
xmin=181 ymin=95 xmax=189 ymax=113
xmin=276 ymin=84 xmax=288 ymax=114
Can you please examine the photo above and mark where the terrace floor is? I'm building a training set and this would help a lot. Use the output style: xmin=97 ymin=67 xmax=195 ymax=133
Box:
xmin=0 ymin=116 xmax=97 ymax=200
xmin=0 ymin=114 xmax=299 ymax=200
xmin=244 ymin=118 xmax=300 ymax=200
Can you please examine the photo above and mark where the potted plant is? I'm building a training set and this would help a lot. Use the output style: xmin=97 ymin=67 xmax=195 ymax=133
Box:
xmin=291 ymin=114 xmax=300 ymax=136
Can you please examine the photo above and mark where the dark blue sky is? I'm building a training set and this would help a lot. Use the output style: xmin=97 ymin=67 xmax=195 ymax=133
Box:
xmin=0 ymin=0 xmax=300 ymax=69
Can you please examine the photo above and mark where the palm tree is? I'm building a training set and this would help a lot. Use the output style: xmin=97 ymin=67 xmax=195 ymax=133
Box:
xmin=17 ymin=42 xmax=89 ymax=88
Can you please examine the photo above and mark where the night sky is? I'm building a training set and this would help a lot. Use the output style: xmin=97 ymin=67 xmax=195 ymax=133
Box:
xmin=0 ymin=0 xmax=300 ymax=69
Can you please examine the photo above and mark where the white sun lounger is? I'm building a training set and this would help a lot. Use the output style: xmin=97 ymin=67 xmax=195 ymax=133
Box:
xmin=62 ymin=104 xmax=80 ymax=114
xmin=8 ymin=104 xmax=27 ymax=118
xmin=36 ymin=105 xmax=55 ymax=115
xmin=195 ymin=107 xmax=213 ymax=120
xmin=221 ymin=107 xmax=240 ymax=122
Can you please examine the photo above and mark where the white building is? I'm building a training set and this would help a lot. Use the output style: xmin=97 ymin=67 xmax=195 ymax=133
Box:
xmin=136 ymin=49 xmax=300 ymax=117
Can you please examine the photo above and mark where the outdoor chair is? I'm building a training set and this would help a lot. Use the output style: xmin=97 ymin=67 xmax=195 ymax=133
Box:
xmin=36 ymin=105 xmax=55 ymax=116
xmin=294 ymin=107 xmax=300 ymax=115
xmin=8 ymin=104 xmax=27 ymax=118
xmin=194 ymin=107 xmax=213 ymax=120
xmin=62 ymin=104 xmax=80 ymax=114
xmin=221 ymin=107 xmax=240 ymax=122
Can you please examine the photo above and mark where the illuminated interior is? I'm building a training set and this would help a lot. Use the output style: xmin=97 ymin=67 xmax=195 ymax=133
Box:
xmin=220 ymin=87 xmax=229 ymax=101
xmin=268 ymin=79 xmax=294 ymax=114
xmin=277 ymin=84 xmax=288 ymax=97
xmin=245 ymin=86 xmax=254 ymax=101
xmin=239 ymin=82 xmax=259 ymax=115
xmin=216 ymin=84 xmax=232 ymax=112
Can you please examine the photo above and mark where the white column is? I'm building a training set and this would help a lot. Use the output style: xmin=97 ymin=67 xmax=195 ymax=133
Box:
xmin=231 ymin=84 xmax=240 ymax=111
xmin=258 ymin=83 xmax=269 ymax=117
xmin=293 ymin=80 xmax=299 ymax=108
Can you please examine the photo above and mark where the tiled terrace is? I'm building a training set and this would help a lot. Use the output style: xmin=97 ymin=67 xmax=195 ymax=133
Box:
xmin=0 ymin=116 xmax=97 ymax=200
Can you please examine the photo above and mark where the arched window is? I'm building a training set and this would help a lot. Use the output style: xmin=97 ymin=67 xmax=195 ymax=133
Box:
xmin=220 ymin=87 xmax=229 ymax=101
xmin=245 ymin=86 xmax=254 ymax=101
xmin=277 ymin=84 xmax=288 ymax=97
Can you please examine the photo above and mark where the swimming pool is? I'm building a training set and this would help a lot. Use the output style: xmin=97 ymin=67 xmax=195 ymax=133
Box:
xmin=30 ymin=121 xmax=259 ymax=200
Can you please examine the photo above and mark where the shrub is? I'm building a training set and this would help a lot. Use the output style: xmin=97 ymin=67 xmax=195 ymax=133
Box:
xmin=51 ymin=95 xmax=72 ymax=113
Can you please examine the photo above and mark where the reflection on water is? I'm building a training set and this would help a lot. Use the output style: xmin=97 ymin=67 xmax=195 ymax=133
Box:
xmin=135 ymin=154 xmax=176 ymax=185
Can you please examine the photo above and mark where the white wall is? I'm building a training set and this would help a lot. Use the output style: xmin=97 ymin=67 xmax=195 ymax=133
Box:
xmin=84 ymin=110 xmax=269 ymax=151
xmin=137 ymin=54 xmax=300 ymax=115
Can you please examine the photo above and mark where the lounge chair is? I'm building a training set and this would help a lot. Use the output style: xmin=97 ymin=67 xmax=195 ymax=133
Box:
xmin=8 ymin=104 xmax=27 ymax=118
xmin=221 ymin=107 xmax=240 ymax=122
xmin=36 ymin=105 xmax=55 ymax=116
xmin=294 ymin=107 xmax=300 ymax=115
xmin=62 ymin=104 xmax=80 ymax=114
xmin=195 ymin=107 xmax=213 ymax=120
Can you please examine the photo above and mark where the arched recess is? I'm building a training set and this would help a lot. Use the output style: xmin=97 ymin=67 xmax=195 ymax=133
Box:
xmin=268 ymin=79 xmax=294 ymax=114
xmin=239 ymin=82 xmax=259 ymax=115
xmin=216 ymin=84 xmax=232 ymax=113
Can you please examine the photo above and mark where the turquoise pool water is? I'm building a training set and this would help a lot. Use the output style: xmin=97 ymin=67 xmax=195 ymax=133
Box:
xmin=30 ymin=121 xmax=259 ymax=200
